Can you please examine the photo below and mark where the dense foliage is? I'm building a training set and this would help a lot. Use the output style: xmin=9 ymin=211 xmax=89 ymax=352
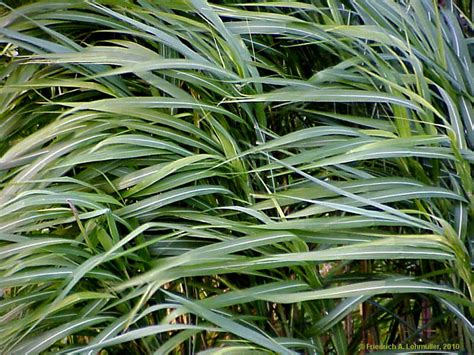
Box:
xmin=0 ymin=0 xmax=473 ymax=353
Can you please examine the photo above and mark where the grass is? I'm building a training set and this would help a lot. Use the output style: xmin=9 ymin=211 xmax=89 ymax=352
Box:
xmin=0 ymin=0 xmax=473 ymax=353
